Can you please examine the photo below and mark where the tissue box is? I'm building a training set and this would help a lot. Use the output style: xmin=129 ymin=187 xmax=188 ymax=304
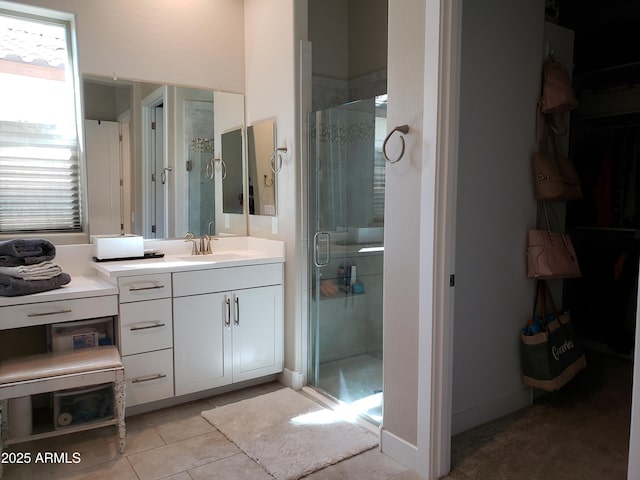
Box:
xmin=92 ymin=234 xmax=144 ymax=260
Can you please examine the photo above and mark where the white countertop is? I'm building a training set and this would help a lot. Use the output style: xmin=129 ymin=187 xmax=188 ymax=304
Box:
xmin=0 ymin=275 xmax=118 ymax=308
xmin=0 ymin=237 xmax=285 ymax=307
xmin=92 ymin=237 xmax=286 ymax=279
xmin=92 ymin=249 xmax=285 ymax=278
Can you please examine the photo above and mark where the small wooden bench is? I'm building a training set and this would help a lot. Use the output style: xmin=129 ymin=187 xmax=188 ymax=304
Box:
xmin=0 ymin=346 xmax=125 ymax=478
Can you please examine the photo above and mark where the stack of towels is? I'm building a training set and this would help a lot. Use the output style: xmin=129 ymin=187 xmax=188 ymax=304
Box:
xmin=0 ymin=239 xmax=71 ymax=297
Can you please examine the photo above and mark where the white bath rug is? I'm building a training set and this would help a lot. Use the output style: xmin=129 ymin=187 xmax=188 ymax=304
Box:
xmin=201 ymin=387 xmax=379 ymax=480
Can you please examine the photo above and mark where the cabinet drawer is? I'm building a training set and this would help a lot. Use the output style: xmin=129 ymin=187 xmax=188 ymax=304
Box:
xmin=0 ymin=295 xmax=117 ymax=330
xmin=118 ymin=273 xmax=171 ymax=303
xmin=173 ymin=263 xmax=283 ymax=297
xmin=119 ymin=299 xmax=173 ymax=356
xmin=122 ymin=349 xmax=174 ymax=407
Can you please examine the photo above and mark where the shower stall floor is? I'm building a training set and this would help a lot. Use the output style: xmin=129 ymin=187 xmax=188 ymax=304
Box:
xmin=316 ymin=353 xmax=383 ymax=424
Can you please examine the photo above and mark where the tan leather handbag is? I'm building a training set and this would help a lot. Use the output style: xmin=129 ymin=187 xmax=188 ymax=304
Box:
xmin=533 ymin=117 xmax=582 ymax=201
xmin=527 ymin=204 xmax=581 ymax=279
xmin=536 ymin=57 xmax=579 ymax=143
xmin=539 ymin=58 xmax=579 ymax=114
xmin=532 ymin=151 xmax=582 ymax=201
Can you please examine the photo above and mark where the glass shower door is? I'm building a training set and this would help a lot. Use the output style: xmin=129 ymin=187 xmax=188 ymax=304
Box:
xmin=308 ymin=96 xmax=387 ymax=424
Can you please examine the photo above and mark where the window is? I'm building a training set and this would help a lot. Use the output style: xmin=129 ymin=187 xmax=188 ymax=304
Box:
xmin=0 ymin=7 xmax=83 ymax=233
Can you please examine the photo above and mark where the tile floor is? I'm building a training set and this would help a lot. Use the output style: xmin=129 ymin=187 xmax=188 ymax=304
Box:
xmin=1 ymin=382 xmax=421 ymax=480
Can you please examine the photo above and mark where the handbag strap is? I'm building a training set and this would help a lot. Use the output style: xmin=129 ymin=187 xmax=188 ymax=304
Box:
xmin=538 ymin=201 xmax=567 ymax=236
xmin=532 ymin=280 xmax=560 ymax=328
xmin=541 ymin=280 xmax=559 ymax=315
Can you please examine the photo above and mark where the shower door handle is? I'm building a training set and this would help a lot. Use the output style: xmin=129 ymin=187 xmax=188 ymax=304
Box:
xmin=313 ymin=231 xmax=330 ymax=268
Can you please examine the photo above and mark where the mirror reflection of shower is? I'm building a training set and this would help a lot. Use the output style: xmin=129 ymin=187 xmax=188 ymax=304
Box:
xmin=185 ymin=98 xmax=215 ymax=236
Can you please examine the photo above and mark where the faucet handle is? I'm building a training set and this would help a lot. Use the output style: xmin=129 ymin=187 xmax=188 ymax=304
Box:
xmin=200 ymin=234 xmax=213 ymax=254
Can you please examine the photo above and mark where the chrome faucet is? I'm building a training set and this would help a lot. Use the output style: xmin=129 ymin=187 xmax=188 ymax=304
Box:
xmin=184 ymin=232 xmax=199 ymax=255
xmin=200 ymin=234 xmax=211 ymax=255
xmin=185 ymin=232 xmax=218 ymax=255
xmin=199 ymin=234 xmax=219 ymax=255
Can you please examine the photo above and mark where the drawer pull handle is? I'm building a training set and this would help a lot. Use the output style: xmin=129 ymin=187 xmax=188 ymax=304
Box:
xmin=129 ymin=322 xmax=166 ymax=331
xmin=131 ymin=373 xmax=167 ymax=384
xmin=128 ymin=284 xmax=165 ymax=292
xmin=27 ymin=309 xmax=72 ymax=317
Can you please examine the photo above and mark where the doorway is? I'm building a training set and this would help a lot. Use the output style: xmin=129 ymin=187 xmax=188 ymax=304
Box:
xmin=308 ymin=95 xmax=387 ymax=424
xmin=141 ymin=87 xmax=167 ymax=239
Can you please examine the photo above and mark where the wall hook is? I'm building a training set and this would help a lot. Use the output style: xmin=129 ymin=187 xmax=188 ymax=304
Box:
xmin=161 ymin=167 xmax=173 ymax=185
xmin=383 ymin=125 xmax=409 ymax=163
xmin=270 ymin=147 xmax=286 ymax=174
xmin=264 ymin=174 xmax=273 ymax=188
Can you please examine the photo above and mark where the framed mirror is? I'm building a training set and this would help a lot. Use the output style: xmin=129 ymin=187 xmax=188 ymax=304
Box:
xmin=82 ymin=76 xmax=247 ymax=239
xmin=247 ymin=119 xmax=277 ymax=216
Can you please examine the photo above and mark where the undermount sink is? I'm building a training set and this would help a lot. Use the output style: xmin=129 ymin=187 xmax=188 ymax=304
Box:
xmin=177 ymin=252 xmax=250 ymax=262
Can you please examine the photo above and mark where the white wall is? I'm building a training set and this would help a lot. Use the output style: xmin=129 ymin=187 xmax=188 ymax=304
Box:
xmin=8 ymin=0 xmax=245 ymax=93
xmin=451 ymin=0 xmax=544 ymax=434
xmin=244 ymin=0 xmax=308 ymax=385
xmin=382 ymin=0 xmax=425 ymax=449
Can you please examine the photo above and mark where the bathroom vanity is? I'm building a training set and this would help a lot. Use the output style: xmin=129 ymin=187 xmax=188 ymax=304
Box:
xmin=91 ymin=236 xmax=285 ymax=410
xmin=0 ymin=236 xmax=284 ymax=430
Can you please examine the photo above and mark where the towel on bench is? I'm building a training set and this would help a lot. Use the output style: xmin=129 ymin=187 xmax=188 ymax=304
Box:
xmin=0 ymin=272 xmax=71 ymax=297
xmin=0 ymin=239 xmax=56 ymax=266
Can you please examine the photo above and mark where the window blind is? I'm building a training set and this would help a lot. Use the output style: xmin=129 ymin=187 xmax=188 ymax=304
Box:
xmin=0 ymin=122 xmax=80 ymax=232
xmin=0 ymin=11 xmax=83 ymax=234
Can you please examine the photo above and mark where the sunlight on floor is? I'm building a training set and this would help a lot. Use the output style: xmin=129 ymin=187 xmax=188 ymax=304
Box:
xmin=290 ymin=392 xmax=383 ymax=425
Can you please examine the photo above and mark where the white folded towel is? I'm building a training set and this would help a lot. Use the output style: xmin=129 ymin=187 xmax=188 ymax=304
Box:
xmin=0 ymin=261 xmax=63 ymax=281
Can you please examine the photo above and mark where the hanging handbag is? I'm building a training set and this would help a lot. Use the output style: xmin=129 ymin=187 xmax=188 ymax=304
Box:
xmin=539 ymin=58 xmax=579 ymax=114
xmin=527 ymin=203 xmax=581 ymax=279
xmin=532 ymin=126 xmax=582 ymax=201
xmin=536 ymin=55 xmax=579 ymax=143
xmin=520 ymin=280 xmax=586 ymax=391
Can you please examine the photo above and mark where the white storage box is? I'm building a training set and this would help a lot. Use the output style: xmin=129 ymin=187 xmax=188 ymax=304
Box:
xmin=92 ymin=234 xmax=144 ymax=260
xmin=49 ymin=317 xmax=115 ymax=352
xmin=53 ymin=384 xmax=113 ymax=430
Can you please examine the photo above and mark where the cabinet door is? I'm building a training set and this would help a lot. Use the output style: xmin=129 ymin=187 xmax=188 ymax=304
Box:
xmin=232 ymin=285 xmax=283 ymax=383
xmin=174 ymin=292 xmax=232 ymax=395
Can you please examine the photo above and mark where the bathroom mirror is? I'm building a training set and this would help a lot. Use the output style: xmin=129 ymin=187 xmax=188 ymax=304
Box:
xmin=247 ymin=119 xmax=277 ymax=216
xmin=83 ymin=76 xmax=247 ymax=239
xmin=221 ymin=128 xmax=245 ymax=215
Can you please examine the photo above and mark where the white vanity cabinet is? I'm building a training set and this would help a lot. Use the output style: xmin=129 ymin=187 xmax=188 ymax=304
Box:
xmin=117 ymin=273 xmax=174 ymax=407
xmin=172 ymin=264 xmax=283 ymax=396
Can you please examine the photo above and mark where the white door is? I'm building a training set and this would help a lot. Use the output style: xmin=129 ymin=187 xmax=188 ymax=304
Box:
xmin=85 ymin=120 xmax=122 ymax=235
xmin=173 ymin=292 xmax=232 ymax=395
xmin=231 ymin=285 xmax=283 ymax=383
xmin=152 ymin=105 xmax=165 ymax=238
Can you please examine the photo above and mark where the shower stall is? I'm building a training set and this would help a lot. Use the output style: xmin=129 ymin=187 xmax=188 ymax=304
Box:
xmin=308 ymin=95 xmax=387 ymax=424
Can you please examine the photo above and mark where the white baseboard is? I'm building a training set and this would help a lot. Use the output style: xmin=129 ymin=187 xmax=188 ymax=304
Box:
xmin=380 ymin=428 xmax=417 ymax=471
xmin=451 ymin=387 xmax=531 ymax=436
xmin=278 ymin=368 xmax=305 ymax=390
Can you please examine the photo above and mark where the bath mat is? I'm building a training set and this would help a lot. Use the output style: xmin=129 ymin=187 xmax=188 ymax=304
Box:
xmin=201 ymin=387 xmax=378 ymax=480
